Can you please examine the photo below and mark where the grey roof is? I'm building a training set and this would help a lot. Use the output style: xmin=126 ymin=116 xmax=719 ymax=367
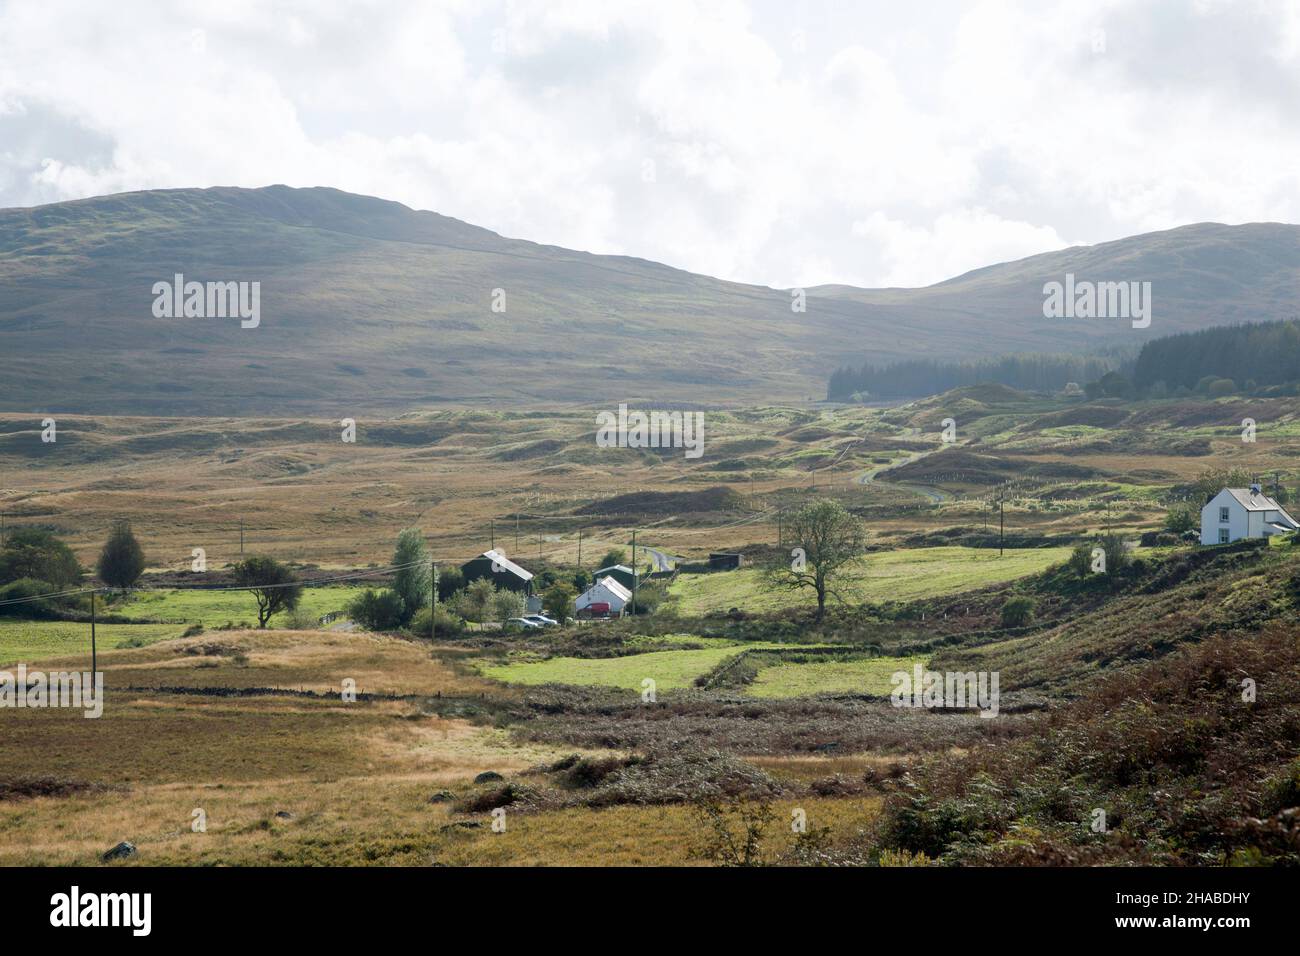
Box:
xmin=1222 ymin=488 xmax=1299 ymax=526
xmin=593 ymin=564 xmax=633 ymax=575
xmin=477 ymin=549 xmax=533 ymax=581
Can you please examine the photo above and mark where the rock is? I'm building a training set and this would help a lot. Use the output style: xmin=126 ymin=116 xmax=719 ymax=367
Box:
xmin=427 ymin=790 xmax=455 ymax=804
xmin=102 ymin=841 xmax=137 ymax=861
xmin=473 ymin=771 xmax=504 ymax=784
xmin=440 ymin=820 xmax=483 ymax=832
xmin=274 ymin=810 xmax=293 ymax=820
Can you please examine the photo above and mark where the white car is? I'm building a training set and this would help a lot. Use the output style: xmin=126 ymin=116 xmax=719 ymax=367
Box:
xmin=524 ymin=614 xmax=558 ymax=627
xmin=507 ymin=617 xmax=542 ymax=629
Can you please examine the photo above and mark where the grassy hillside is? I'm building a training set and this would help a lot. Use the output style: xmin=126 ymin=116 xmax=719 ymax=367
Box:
xmin=4 ymin=187 xmax=1300 ymax=413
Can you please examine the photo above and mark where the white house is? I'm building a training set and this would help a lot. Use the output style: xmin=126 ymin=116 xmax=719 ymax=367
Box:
xmin=575 ymin=575 xmax=633 ymax=617
xmin=1200 ymin=485 xmax=1299 ymax=545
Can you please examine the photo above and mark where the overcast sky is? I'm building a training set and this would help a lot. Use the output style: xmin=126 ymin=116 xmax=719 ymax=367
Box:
xmin=2 ymin=0 xmax=1299 ymax=288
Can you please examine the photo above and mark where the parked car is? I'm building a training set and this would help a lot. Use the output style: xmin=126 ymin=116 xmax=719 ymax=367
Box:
xmin=524 ymin=614 xmax=557 ymax=627
xmin=506 ymin=617 xmax=541 ymax=629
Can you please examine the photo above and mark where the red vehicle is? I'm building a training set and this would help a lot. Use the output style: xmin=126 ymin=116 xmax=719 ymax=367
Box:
xmin=580 ymin=602 xmax=611 ymax=619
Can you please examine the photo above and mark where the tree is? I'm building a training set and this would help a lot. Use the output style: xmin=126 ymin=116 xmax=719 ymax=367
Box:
xmin=0 ymin=529 xmax=82 ymax=588
xmin=391 ymin=528 xmax=430 ymax=623
xmin=1163 ymin=505 xmax=1197 ymax=535
xmin=347 ymin=588 xmax=406 ymax=630
xmin=489 ymin=588 xmax=525 ymax=623
xmin=232 ymin=556 xmax=303 ymax=628
xmin=598 ymin=549 xmax=627 ymax=568
xmin=542 ymin=582 xmax=575 ymax=620
xmin=436 ymin=566 xmax=464 ymax=602
xmin=769 ymin=501 xmax=865 ymax=621
xmin=96 ymin=520 xmax=145 ymax=588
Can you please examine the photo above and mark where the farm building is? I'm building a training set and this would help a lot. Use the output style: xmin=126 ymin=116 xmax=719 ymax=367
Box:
xmin=575 ymin=575 xmax=632 ymax=618
xmin=460 ymin=549 xmax=534 ymax=593
xmin=591 ymin=563 xmax=636 ymax=591
xmin=708 ymin=552 xmax=744 ymax=570
xmin=1201 ymin=485 xmax=1299 ymax=545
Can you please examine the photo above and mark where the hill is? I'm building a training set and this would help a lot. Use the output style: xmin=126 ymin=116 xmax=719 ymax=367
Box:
xmin=3 ymin=186 xmax=1300 ymax=414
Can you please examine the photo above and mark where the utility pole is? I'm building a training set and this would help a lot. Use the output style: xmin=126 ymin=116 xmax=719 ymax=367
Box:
xmin=240 ymin=518 xmax=244 ymax=555
xmin=631 ymin=529 xmax=638 ymax=616
xmin=90 ymin=589 xmax=97 ymax=675
xmin=514 ymin=513 xmax=519 ymax=554
xmin=777 ymin=512 xmax=782 ymax=547
xmin=490 ymin=519 xmax=494 ymax=551
xmin=430 ymin=559 xmax=438 ymax=640
xmin=577 ymin=528 xmax=583 ymax=569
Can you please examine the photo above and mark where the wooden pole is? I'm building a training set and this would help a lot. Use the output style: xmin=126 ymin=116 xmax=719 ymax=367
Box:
xmin=91 ymin=590 xmax=97 ymax=675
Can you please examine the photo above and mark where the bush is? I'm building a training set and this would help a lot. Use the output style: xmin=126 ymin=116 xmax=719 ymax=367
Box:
xmin=1163 ymin=505 xmax=1197 ymax=536
xmin=0 ymin=529 xmax=82 ymax=589
xmin=409 ymin=604 xmax=465 ymax=638
xmin=0 ymin=578 xmax=62 ymax=618
xmin=346 ymin=588 xmax=406 ymax=630
xmin=1001 ymin=596 xmax=1036 ymax=628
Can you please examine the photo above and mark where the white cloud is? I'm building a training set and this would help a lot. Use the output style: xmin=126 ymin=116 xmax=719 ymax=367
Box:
xmin=1 ymin=0 xmax=1299 ymax=288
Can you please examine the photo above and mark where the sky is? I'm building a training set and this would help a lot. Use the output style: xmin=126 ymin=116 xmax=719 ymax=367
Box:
xmin=2 ymin=0 xmax=1299 ymax=289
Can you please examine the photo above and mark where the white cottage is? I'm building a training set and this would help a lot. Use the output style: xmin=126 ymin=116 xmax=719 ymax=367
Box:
xmin=1200 ymin=485 xmax=1298 ymax=545
xmin=575 ymin=575 xmax=633 ymax=618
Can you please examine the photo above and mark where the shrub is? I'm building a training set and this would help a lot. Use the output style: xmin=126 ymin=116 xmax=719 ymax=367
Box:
xmin=0 ymin=529 xmax=82 ymax=589
xmin=1001 ymin=596 xmax=1036 ymax=628
xmin=346 ymin=588 xmax=406 ymax=630
xmin=0 ymin=578 xmax=62 ymax=618
xmin=409 ymin=604 xmax=465 ymax=637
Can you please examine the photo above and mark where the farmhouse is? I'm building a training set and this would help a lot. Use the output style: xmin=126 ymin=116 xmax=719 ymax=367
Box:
xmin=575 ymin=575 xmax=632 ymax=618
xmin=1201 ymin=485 xmax=1299 ymax=545
xmin=460 ymin=549 xmax=534 ymax=593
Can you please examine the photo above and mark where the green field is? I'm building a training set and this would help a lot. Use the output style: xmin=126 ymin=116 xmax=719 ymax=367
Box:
xmin=482 ymin=642 xmax=786 ymax=691
xmin=114 ymin=584 xmax=370 ymax=628
xmin=667 ymin=546 xmax=1073 ymax=615
xmin=0 ymin=620 xmax=187 ymax=667
xmin=746 ymin=654 xmax=927 ymax=699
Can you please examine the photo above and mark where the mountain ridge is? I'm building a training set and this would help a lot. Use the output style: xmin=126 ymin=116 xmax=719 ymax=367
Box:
xmin=3 ymin=185 xmax=1298 ymax=415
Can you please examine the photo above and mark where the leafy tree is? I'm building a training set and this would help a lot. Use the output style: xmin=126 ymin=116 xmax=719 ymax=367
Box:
xmin=1190 ymin=468 xmax=1252 ymax=504
xmin=232 ymin=556 xmax=303 ymax=628
xmin=542 ymin=582 xmax=575 ymax=620
xmin=1163 ymin=505 xmax=1197 ymax=535
xmin=769 ymin=501 xmax=865 ymax=621
xmin=391 ymin=528 xmax=430 ymax=623
xmin=489 ymin=588 xmax=525 ymax=623
xmin=347 ymin=588 xmax=406 ymax=630
xmin=0 ymin=529 xmax=82 ymax=588
xmin=411 ymin=604 xmax=465 ymax=638
xmin=572 ymin=569 xmax=592 ymax=592
xmin=96 ymin=520 xmax=145 ymax=588
xmin=1001 ymin=596 xmax=1036 ymax=628
xmin=598 ymin=549 xmax=627 ymax=568
xmin=436 ymin=566 xmax=463 ymax=602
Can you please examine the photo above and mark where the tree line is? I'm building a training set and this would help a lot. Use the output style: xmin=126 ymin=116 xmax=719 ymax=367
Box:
xmin=1130 ymin=318 xmax=1300 ymax=395
xmin=826 ymin=353 xmax=1120 ymax=401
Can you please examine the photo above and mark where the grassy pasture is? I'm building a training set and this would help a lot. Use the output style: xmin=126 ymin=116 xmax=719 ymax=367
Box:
xmin=0 ymin=620 xmax=185 ymax=667
xmin=667 ymin=546 xmax=1073 ymax=615
xmin=113 ymin=584 xmax=370 ymax=628
xmin=480 ymin=643 xmax=789 ymax=691
xmin=746 ymin=655 xmax=927 ymax=699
